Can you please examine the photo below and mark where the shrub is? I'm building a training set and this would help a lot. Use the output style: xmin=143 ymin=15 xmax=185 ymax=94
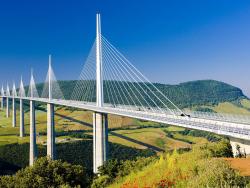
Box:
xmin=201 ymin=139 xmax=233 ymax=157
xmin=106 ymin=140 xmax=246 ymax=187
xmin=0 ymin=157 xmax=89 ymax=188
xmin=187 ymin=158 xmax=247 ymax=187
xmin=92 ymin=156 xmax=156 ymax=187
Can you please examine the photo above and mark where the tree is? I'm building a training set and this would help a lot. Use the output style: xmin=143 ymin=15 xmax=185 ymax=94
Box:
xmin=236 ymin=144 xmax=242 ymax=158
xmin=0 ymin=157 xmax=90 ymax=188
xmin=235 ymin=144 xmax=246 ymax=158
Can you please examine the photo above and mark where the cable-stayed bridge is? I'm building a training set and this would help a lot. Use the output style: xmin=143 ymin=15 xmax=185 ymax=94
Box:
xmin=1 ymin=14 xmax=250 ymax=173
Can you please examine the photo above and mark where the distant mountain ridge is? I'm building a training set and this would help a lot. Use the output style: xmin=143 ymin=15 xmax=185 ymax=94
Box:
xmin=31 ymin=79 xmax=247 ymax=109
xmin=153 ymin=79 xmax=246 ymax=108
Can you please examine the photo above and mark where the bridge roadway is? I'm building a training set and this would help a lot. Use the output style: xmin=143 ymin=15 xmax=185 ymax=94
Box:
xmin=4 ymin=96 xmax=250 ymax=141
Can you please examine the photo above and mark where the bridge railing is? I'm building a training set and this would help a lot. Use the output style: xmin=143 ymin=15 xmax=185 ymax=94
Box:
xmin=2 ymin=94 xmax=250 ymax=125
xmin=185 ymin=110 xmax=250 ymax=125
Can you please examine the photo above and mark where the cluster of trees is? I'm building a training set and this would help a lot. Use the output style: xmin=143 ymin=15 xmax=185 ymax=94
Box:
xmin=162 ymin=128 xmax=223 ymax=144
xmin=0 ymin=140 xmax=155 ymax=176
xmin=0 ymin=157 xmax=90 ymax=187
xmin=158 ymin=79 xmax=246 ymax=108
xmin=178 ymin=129 xmax=222 ymax=142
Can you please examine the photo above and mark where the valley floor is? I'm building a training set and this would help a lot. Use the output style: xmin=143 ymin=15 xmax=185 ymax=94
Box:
xmin=0 ymin=101 xmax=250 ymax=187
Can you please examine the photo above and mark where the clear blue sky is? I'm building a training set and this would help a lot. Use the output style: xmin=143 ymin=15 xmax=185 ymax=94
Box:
xmin=1 ymin=0 xmax=250 ymax=96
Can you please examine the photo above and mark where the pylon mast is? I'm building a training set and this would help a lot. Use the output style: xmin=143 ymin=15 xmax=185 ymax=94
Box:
xmin=96 ymin=14 xmax=103 ymax=107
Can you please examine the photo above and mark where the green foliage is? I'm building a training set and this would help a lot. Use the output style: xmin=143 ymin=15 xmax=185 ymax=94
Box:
xmin=187 ymin=158 xmax=247 ymax=188
xmin=179 ymin=129 xmax=222 ymax=142
xmin=0 ymin=157 xmax=89 ymax=188
xmin=153 ymin=80 xmax=246 ymax=108
xmin=163 ymin=129 xmax=194 ymax=144
xmin=91 ymin=175 xmax=110 ymax=188
xmin=201 ymin=139 xmax=234 ymax=157
xmin=107 ymin=140 xmax=246 ymax=187
xmin=194 ymin=107 xmax=216 ymax=112
xmin=98 ymin=159 xmax=120 ymax=179
xmin=55 ymin=130 xmax=93 ymax=139
xmin=0 ymin=141 xmax=155 ymax=176
xmin=0 ymin=160 xmax=20 ymax=176
xmin=92 ymin=157 xmax=156 ymax=187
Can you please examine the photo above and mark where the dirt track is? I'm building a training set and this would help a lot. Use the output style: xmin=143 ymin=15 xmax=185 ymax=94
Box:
xmin=224 ymin=158 xmax=250 ymax=176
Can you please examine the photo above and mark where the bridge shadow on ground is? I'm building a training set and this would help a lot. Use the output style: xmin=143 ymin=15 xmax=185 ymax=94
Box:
xmin=0 ymin=104 xmax=156 ymax=176
xmin=109 ymin=132 xmax=164 ymax=152
xmin=33 ymin=104 xmax=163 ymax=152
xmin=33 ymin=105 xmax=93 ymax=128
xmin=57 ymin=113 xmax=164 ymax=152
xmin=0 ymin=140 xmax=155 ymax=175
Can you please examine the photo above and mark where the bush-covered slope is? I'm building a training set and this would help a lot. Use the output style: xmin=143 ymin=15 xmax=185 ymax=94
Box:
xmin=93 ymin=140 xmax=249 ymax=188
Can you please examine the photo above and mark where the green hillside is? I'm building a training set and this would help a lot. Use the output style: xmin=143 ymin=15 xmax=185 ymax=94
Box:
xmin=30 ymin=79 xmax=247 ymax=109
xmin=157 ymin=80 xmax=246 ymax=108
xmin=1 ymin=79 xmax=249 ymax=186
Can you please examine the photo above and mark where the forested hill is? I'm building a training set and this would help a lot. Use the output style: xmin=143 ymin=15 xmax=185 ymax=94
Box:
xmin=154 ymin=80 xmax=247 ymax=108
xmin=33 ymin=79 xmax=247 ymax=109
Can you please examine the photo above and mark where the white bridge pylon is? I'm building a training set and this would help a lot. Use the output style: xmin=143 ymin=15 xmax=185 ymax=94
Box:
xmin=0 ymin=14 xmax=250 ymax=173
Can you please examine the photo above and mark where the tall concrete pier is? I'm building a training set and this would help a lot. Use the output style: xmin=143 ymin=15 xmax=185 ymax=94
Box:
xmin=1 ymin=97 xmax=3 ymax=110
xmin=47 ymin=103 xmax=55 ymax=160
xmin=6 ymin=97 xmax=9 ymax=118
xmin=20 ymin=99 xmax=24 ymax=137
xmin=230 ymin=137 xmax=250 ymax=156
xmin=12 ymin=97 xmax=16 ymax=127
xmin=93 ymin=112 xmax=108 ymax=173
xmin=1 ymin=86 xmax=4 ymax=110
xmin=19 ymin=77 xmax=25 ymax=137
xmin=12 ymin=83 xmax=17 ymax=127
xmin=46 ymin=55 xmax=56 ymax=160
xmin=6 ymin=84 xmax=10 ymax=118
xmin=93 ymin=14 xmax=108 ymax=173
xmin=29 ymin=100 xmax=37 ymax=166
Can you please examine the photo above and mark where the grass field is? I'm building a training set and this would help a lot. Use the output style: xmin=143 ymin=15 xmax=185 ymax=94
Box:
xmin=109 ymin=127 xmax=193 ymax=151
xmin=2 ymin=99 xmax=250 ymax=149
xmin=0 ymin=102 xmax=212 ymax=154
xmin=241 ymin=99 xmax=250 ymax=109
xmin=190 ymin=99 xmax=250 ymax=115
xmin=212 ymin=102 xmax=250 ymax=115
xmin=1 ymin=99 xmax=250 ymax=151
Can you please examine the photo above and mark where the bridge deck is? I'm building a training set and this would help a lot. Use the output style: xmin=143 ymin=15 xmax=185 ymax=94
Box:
xmin=2 ymin=96 xmax=250 ymax=141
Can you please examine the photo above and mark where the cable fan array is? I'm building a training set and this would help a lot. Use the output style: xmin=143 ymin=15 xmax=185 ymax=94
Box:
xmin=70 ymin=35 xmax=183 ymax=115
xmin=2 ymin=35 xmax=182 ymax=116
xmin=27 ymin=72 xmax=39 ymax=98
xmin=19 ymin=78 xmax=26 ymax=98
xmin=70 ymin=42 xmax=97 ymax=102
xmin=6 ymin=84 xmax=10 ymax=97
xmin=3 ymin=65 xmax=64 ymax=101
xmin=41 ymin=57 xmax=64 ymax=100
